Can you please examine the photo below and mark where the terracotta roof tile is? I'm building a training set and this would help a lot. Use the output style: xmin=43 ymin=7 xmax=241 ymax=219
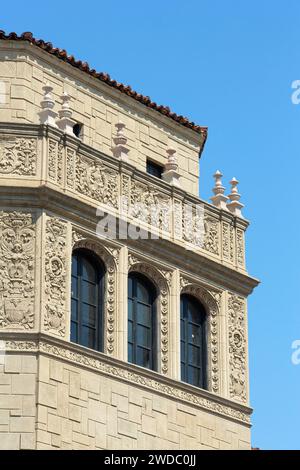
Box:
xmin=0 ymin=30 xmax=207 ymax=150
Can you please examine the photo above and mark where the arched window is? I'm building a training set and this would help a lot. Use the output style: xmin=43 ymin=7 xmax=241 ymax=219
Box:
xmin=71 ymin=249 xmax=105 ymax=352
xmin=180 ymin=294 xmax=207 ymax=389
xmin=128 ymin=273 xmax=157 ymax=371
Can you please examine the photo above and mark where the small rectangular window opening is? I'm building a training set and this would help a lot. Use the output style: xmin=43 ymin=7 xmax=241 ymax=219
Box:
xmin=146 ymin=159 xmax=164 ymax=179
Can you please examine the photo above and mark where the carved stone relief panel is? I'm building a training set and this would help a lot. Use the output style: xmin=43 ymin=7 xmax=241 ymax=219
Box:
xmin=130 ymin=180 xmax=171 ymax=232
xmin=72 ymin=231 xmax=119 ymax=355
xmin=180 ymin=276 xmax=221 ymax=394
xmin=75 ymin=154 xmax=119 ymax=208
xmin=0 ymin=211 xmax=35 ymax=329
xmin=222 ymin=221 xmax=234 ymax=264
xmin=203 ymin=214 xmax=220 ymax=256
xmin=228 ymin=293 xmax=247 ymax=403
xmin=182 ymin=203 xmax=205 ymax=248
xmin=48 ymin=139 xmax=63 ymax=185
xmin=0 ymin=135 xmax=37 ymax=176
xmin=236 ymin=229 xmax=245 ymax=268
xmin=66 ymin=147 xmax=76 ymax=189
xmin=44 ymin=217 xmax=68 ymax=337
xmin=128 ymin=253 xmax=172 ymax=375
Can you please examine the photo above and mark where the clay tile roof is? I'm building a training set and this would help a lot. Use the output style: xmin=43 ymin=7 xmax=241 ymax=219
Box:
xmin=0 ymin=30 xmax=207 ymax=150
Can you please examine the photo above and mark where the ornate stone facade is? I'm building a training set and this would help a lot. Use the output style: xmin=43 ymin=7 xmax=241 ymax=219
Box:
xmin=0 ymin=37 xmax=258 ymax=450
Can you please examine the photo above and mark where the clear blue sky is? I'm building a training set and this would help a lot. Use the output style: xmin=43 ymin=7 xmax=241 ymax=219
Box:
xmin=3 ymin=0 xmax=300 ymax=450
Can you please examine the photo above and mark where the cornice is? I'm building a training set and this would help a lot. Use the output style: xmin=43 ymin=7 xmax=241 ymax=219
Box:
xmin=0 ymin=331 xmax=252 ymax=426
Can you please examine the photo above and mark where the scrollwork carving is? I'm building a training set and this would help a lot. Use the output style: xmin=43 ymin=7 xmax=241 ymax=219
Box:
xmin=130 ymin=181 xmax=171 ymax=232
xmin=236 ymin=229 xmax=245 ymax=268
xmin=75 ymin=155 xmax=118 ymax=208
xmin=0 ymin=136 xmax=37 ymax=176
xmin=228 ymin=293 xmax=247 ymax=403
xmin=0 ymin=211 xmax=35 ymax=329
xmin=48 ymin=139 xmax=63 ymax=184
xmin=44 ymin=217 xmax=68 ymax=336
xmin=203 ymin=215 xmax=219 ymax=255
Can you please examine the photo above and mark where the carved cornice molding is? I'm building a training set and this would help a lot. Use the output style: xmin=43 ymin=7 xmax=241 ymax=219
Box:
xmin=0 ymin=333 xmax=252 ymax=425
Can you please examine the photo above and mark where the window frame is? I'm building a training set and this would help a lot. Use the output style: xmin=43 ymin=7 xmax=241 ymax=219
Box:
xmin=128 ymin=272 xmax=158 ymax=371
xmin=71 ymin=248 xmax=105 ymax=352
xmin=146 ymin=159 xmax=164 ymax=179
xmin=180 ymin=293 xmax=207 ymax=389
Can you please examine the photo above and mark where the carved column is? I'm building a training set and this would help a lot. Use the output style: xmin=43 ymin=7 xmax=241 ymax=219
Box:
xmin=116 ymin=246 xmax=128 ymax=361
xmin=169 ymin=269 xmax=181 ymax=380
xmin=41 ymin=213 xmax=71 ymax=340
xmin=227 ymin=292 xmax=248 ymax=404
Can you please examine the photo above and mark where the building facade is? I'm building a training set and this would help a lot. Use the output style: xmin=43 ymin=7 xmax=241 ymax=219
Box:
xmin=0 ymin=32 xmax=259 ymax=450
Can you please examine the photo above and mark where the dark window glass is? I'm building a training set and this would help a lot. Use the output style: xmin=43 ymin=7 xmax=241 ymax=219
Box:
xmin=128 ymin=273 xmax=157 ymax=370
xmin=180 ymin=294 xmax=207 ymax=389
xmin=71 ymin=249 xmax=104 ymax=352
xmin=73 ymin=123 xmax=82 ymax=138
xmin=146 ymin=160 xmax=163 ymax=179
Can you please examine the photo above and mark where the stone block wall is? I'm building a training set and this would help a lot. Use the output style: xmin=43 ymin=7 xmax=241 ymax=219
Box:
xmin=0 ymin=354 xmax=36 ymax=449
xmin=0 ymin=349 xmax=251 ymax=450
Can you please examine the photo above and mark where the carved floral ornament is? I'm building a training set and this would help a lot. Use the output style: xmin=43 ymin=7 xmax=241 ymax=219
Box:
xmin=44 ymin=217 xmax=68 ymax=337
xmin=0 ymin=211 xmax=35 ymax=329
xmin=0 ymin=136 xmax=37 ymax=176
xmin=180 ymin=275 xmax=221 ymax=394
xmin=128 ymin=253 xmax=172 ymax=375
xmin=75 ymin=154 xmax=119 ymax=208
xmin=228 ymin=293 xmax=247 ymax=403
xmin=72 ymin=230 xmax=120 ymax=355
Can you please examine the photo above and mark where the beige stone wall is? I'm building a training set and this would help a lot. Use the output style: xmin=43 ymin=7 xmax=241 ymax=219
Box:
xmin=0 ymin=349 xmax=251 ymax=450
xmin=0 ymin=354 xmax=36 ymax=450
xmin=36 ymin=355 xmax=250 ymax=450
xmin=0 ymin=42 xmax=202 ymax=196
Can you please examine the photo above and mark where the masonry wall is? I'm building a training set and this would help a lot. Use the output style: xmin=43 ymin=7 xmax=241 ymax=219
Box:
xmin=0 ymin=354 xmax=36 ymax=450
xmin=0 ymin=42 xmax=202 ymax=196
xmin=0 ymin=351 xmax=250 ymax=450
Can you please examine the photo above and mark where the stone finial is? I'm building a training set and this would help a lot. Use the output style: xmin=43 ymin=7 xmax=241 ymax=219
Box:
xmin=111 ymin=121 xmax=129 ymax=161
xmin=227 ymin=177 xmax=244 ymax=217
xmin=56 ymin=92 xmax=77 ymax=136
xmin=162 ymin=147 xmax=181 ymax=187
xmin=38 ymin=83 xmax=58 ymax=127
xmin=210 ymin=170 xmax=228 ymax=210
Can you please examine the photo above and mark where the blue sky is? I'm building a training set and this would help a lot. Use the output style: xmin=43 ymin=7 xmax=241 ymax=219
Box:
xmin=3 ymin=0 xmax=300 ymax=450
